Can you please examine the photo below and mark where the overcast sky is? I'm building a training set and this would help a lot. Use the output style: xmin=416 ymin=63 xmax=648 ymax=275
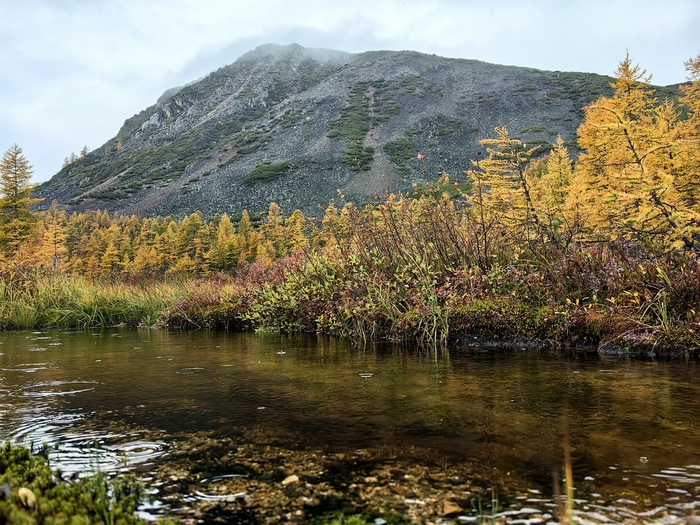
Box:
xmin=1 ymin=0 xmax=699 ymax=183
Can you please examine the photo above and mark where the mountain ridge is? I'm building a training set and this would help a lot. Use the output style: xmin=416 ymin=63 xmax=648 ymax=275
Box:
xmin=35 ymin=43 xmax=681 ymax=218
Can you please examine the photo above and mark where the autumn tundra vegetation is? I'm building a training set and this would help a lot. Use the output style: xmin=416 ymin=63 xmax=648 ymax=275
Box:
xmin=1 ymin=54 xmax=700 ymax=355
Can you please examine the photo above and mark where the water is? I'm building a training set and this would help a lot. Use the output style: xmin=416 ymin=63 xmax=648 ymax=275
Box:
xmin=1 ymin=328 xmax=699 ymax=522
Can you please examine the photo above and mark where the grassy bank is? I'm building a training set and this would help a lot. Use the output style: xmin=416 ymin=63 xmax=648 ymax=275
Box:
xmin=2 ymin=236 xmax=699 ymax=357
xmin=0 ymin=266 xmax=187 ymax=330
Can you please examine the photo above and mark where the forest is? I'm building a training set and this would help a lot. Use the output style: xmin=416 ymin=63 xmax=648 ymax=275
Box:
xmin=1 ymin=53 xmax=700 ymax=355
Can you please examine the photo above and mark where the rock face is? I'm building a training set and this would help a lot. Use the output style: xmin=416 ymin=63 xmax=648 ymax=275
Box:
xmin=36 ymin=43 xmax=638 ymax=218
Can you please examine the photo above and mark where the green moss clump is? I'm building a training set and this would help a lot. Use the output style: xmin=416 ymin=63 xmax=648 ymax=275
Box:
xmin=0 ymin=443 xmax=149 ymax=524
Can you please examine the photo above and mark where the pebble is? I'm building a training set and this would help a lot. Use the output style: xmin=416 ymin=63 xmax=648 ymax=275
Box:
xmin=282 ymin=474 xmax=299 ymax=486
xmin=443 ymin=502 xmax=463 ymax=515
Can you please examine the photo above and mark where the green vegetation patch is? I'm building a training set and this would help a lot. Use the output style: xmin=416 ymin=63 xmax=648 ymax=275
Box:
xmin=0 ymin=444 xmax=148 ymax=524
xmin=89 ymin=188 xmax=127 ymax=201
xmin=435 ymin=124 xmax=453 ymax=136
xmin=328 ymin=80 xmax=403 ymax=170
xmin=398 ymin=74 xmax=443 ymax=97
xmin=243 ymin=162 xmax=291 ymax=184
xmin=383 ymin=138 xmax=417 ymax=176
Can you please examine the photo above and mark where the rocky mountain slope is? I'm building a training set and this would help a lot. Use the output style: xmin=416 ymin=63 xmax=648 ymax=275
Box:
xmin=34 ymin=43 xmax=680 ymax=218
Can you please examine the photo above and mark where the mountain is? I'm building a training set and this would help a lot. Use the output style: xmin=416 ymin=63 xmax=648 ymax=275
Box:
xmin=34 ymin=43 xmax=680 ymax=218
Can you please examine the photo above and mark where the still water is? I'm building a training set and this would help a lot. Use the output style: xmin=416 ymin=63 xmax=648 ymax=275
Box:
xmin=1 ymin=328 xmax=699 ymax=521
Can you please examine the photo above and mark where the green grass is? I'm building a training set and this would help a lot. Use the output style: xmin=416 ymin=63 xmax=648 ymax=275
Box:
xmin=0 ymin=268 xmax=185 ymax=330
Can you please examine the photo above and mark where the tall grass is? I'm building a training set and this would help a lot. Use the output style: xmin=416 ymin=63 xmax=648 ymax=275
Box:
xmin=0 ymin=266 xmax=187 ymax=330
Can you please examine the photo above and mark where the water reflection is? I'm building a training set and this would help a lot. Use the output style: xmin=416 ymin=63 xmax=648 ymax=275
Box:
xmin=0 ymin=329 xmax=699 ymax=521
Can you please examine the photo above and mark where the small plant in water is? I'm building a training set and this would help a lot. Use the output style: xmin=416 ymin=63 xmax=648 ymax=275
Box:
xmin=0 ymin=443 xmax=148 ymax=524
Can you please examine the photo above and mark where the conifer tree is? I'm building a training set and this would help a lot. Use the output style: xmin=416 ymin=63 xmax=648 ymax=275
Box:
xmin=284 ymin=209 xmax=309 ymax=253
xmin=39 ymin=200 xmax=68 ymax=269
xmin=464 ymin=126 xmax=541 ymax=244
xmin=100 ymin=241 xmax=121 ymax=277
xmin=315 ymin=202 xmax=341 ymax=252
xmin=236 ymin=210 xmax=258 ymax=263
xmin=0 ymin=144 xmax=42 ymax=260
xmin=260 ymin=202 xmax=286 ymax=258
xmin=530 ymin=135 xmax=575 ymax=244
xmin=175 ymin=212 xmax=204 ymax=261
xmin=570 ymin=54 xmax=681 ymax=245
xmin=255 ymin=239 xmax=276 ymax=267
xmin=132 ymin=245 xmax=158 ymax=276
xmin=211 ymin=213 xmax=238 ymax=270
xmin=193 ymin=224 xmax=211 ymax=274
xmin=670 ymin=53 xmax=700 ymax=248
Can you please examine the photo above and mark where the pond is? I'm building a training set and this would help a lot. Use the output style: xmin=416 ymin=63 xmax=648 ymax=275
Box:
xmin=1 ymin=328 xmax=699 ymax=523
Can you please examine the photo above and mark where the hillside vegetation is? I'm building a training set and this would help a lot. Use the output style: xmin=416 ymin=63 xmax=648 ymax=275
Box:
xmin=35 ymin=44 xmax=680 ymax=218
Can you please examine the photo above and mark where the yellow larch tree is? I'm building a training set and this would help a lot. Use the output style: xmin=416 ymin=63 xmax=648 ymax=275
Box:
xmin=570 ymin=53 xmax=685 ymax=246
xmin=236 ymin=210 xmax=259 ymax=264
xmin=464 ymin=126 xmax=542 ymax=249
xmin=211 ymin=213 xmax=238 ymax=270
xmin=100 ymin=241 xmax=121 ymax=277
xmin=37 ymin=200 xmax=68 ymax=269
xmin=0 ymin=144 xmax=42 ymax=263
xmin=260 ymin=202 xmax=287 ymax=258
xmin=192 ymin=223 xmax=212 ymax=274
xmin=284 ymin=209 xmax=310 ymax=253
xmin=668 ymin=53 xmax=700 ymax=249
xmin=314 ymin=202 xmax=342 ymax=253
xmin=529 ymin=135 xmax=575 ymax=244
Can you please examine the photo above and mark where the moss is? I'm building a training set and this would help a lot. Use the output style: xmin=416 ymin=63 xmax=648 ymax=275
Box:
xmin=0 ymin=444 xmax=149 ymax=524
xmin=449 ymin=300 xmax=567 ymax=341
